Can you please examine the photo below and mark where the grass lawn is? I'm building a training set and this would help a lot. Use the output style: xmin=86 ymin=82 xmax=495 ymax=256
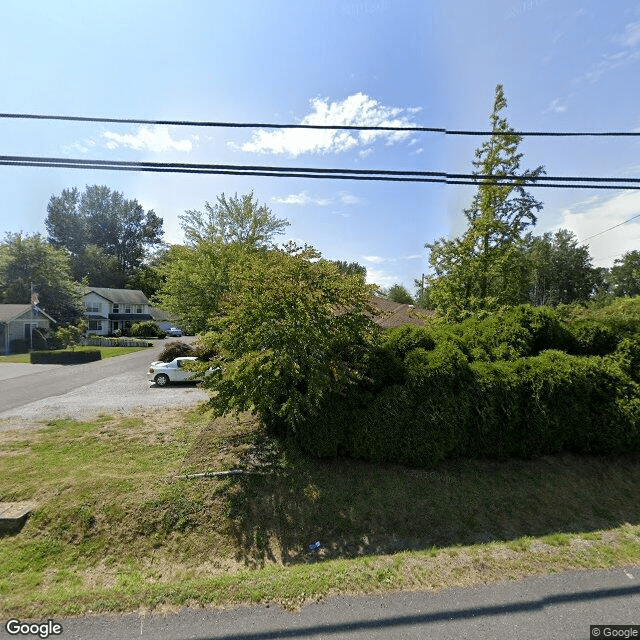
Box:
xmin=1 ymin=407 xmax=640 ymax=618
xmin=0 ymin=345 xmax=151 ymax=364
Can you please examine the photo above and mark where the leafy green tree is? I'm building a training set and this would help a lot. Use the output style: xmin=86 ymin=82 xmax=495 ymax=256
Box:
xmin=426 ymin=85 xmax=545 ymax=318
xmin=525 ymin=229 xmax=603 ymax=305
xmin=0 ymin=232 xmax=83 ymax=323
xmin=158 ymin=242 xmax=243 ymax=333
xmin=160 ymin=193 xmax=291 ymax=332
xmin=609 ymin=250 xmax=640 ymax=297
xmin=125 ymin=247 xmax=170 ymax=299
xmin=179 ymin=192 xmax=289 ymax=247
xmin=198 ymin=243 xmax=379 ymax=434
xmin=46 ymin=185 xmax=164 ymax=278
xmin=71 ymin=244 xmax=124 ymax=288
xmin=329 ymin=260 xmax=367 ymax=280
xmin=386 ymin=283 xmax=414 ymax=304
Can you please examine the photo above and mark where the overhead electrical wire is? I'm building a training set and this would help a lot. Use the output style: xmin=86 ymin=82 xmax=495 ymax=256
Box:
xmin=580 ymin=213 xmax=640 ymax=242
xmin=1 ymin=111 xmax=640 ymax=137
xmin=1 ymin=154 xmax=639 ymax=189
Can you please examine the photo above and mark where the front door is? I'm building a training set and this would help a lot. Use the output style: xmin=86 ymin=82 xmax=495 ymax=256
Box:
xmin=24 ymin=323 xmax=35 ymax=349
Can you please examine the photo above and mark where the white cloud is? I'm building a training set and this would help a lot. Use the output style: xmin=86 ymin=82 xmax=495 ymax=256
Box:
xmin=365 ymin=267 xmax=398 ymax=289
xmin=339 ymin=192 xmax=363 ymax=205
xmin=613 ymin=19 xmax=640 ymax=48
xmin=272 ymin=191 xmax=332 ymax=206
xmin=272 ymin=190 xmax=362 ymax=207
xmin=545 ymin=98 xmax=568 ymax=114
xmin=559 ymin=190 xmax=640 ymax=266
xmin=363 ymin=253 xmax=423 ymax=264
xmin=578 ymin=17 xmax=640 ymax=83
xmin=100 ymin=125 xmax=196 ymax=153
xmin=233 ymin=93 xmax=420 ymax=157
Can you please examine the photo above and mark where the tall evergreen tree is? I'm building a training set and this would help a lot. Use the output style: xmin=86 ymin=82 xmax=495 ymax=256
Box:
xmin=426 ymin=85 xmax=545 ymax=318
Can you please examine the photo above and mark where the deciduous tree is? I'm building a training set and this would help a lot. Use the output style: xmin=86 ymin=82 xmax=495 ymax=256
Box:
xmin=46 ymin=185 xmax=164 ymax=280
xmin=0 ymin=232 xmax=83 ymax=323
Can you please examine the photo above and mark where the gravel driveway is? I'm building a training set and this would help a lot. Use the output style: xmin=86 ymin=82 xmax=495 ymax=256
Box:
xmin=0 ymin=341 xmax=209 ymax=429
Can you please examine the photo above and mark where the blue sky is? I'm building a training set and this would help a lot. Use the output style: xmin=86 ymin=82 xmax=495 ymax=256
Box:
xmin=1 ymin=0 xmax=639 ymax=294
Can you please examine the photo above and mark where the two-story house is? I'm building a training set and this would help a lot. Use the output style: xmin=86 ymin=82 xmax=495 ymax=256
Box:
xmin=83 ymin=288 xmax=153 ymax=336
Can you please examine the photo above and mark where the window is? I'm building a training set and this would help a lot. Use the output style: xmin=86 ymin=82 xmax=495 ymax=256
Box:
xmin=125 ymin=305 xmax=131 ymax=314
xmin=88 ymin=320 xmax=102 ymax=331
xmin=112 ymin=304 xmax=119 ymax=313
xmin=85 ymin=301 xmax=101 ymax=313
xmin=136 ymin=305 xmax=143 ymax=314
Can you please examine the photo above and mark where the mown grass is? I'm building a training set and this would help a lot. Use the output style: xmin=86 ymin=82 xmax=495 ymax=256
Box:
xmin=1 ymin=408 xmax=640 ymax=618
xmin=0 ymin=345 xmax=150 ymax=363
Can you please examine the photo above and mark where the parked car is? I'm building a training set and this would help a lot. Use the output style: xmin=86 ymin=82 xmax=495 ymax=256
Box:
xmin=148 ymin=356 xmax=213 ymax=386
xmin=165 ymin=327 xmax=183 ymax=337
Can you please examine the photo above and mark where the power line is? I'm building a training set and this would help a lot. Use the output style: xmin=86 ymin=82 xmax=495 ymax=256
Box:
xmin=1 ymin=111 xmax=640 ymax=137
xmin=2 ymin=154 xmax=639 ymax=188
xmin=580 ymin=213 xmax=640 ymax=242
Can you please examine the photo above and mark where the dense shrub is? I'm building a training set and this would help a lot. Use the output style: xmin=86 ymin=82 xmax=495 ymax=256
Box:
xmin=129 ymin=321 xmax=167 ymax=339
xmin=567 ymin=319 xmax=618 ymax=356
xmin=158 ymin=340 xmax=195 ymax=362
xmin=289 ymin=341 xmax=640 ymax=467
xmin=30 ymin=350 xmax=101 ymax=364
xmin=9 ymin=339 xmax=28 ymax=354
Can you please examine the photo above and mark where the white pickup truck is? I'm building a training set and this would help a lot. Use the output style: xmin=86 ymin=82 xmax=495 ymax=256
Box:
xmin=148 ymin=356 xmax=212 ymax=387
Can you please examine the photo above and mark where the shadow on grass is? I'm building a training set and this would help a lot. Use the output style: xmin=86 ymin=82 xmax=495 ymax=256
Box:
xmin=185 ymin=416 xmax=640 ymax=568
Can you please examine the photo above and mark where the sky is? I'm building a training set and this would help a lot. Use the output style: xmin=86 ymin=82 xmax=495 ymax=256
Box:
xmin=1 ymin=0 xmax=639 ymax=294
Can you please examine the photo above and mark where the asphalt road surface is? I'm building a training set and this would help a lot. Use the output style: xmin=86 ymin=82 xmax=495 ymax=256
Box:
xmin=5 ymin=566 xmax=637 ymax=640
xmin=0 ymin=339 xmax=208 ymax=424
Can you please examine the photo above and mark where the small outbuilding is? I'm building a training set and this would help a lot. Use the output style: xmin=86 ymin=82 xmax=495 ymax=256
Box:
xmin=0 ymin=304 xmax=57 ymax=354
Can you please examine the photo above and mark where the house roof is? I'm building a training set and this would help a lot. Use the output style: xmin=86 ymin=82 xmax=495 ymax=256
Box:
xmin=84 ymin=288 xmax=150 ymax=305
xmin=369 ymin=296 xmax=433 ymax=328
xmin=0 ymin=304 xmax=56 ymax=323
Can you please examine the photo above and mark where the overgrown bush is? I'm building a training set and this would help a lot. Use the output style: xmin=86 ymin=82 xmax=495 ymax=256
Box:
xmin=129 ymin=321 xmax=166 ymax=339
xmin=158 ymin=340 xmax=195 ymax=362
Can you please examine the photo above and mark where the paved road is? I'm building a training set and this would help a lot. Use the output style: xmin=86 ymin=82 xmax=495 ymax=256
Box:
xmin=5 ymin=566 xmax=637 ymax=640
xmin=0 ymin=339 xmax=208 ymax=424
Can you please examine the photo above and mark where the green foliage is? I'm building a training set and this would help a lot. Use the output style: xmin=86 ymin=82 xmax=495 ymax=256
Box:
xmin=129 ymin=321 xmax=166 ymax=338
xmin=158 ymin=242 xmax=245 ymax=334
xmin=200 ymin=244 xmax=379 ymax=437
xmin=329 ymin=260 xmax=367 ymax=280
xmin=49 ymin=323 xmax=85 ymax=350
xmin=179 ymin=192 xmax=289 ymax=247
xmin=426 ymin=85 xmax=545 ymax=318
xmin=159 ymin=193 xmax=290 ymax=333
xmin=45 ymin=185 xmax=164 ymax=280
xmin=30 ymin=350 xmax=101 ymax=364
xmin=0 ymin=232 xmax=83 ymax=323
xmin=609 ymin=250 xmax=640 ymax=297
xmin=386 ymin=283 xmax=414 ymax=304
xmin=71 ymin=244 xmax=124 ymax=288
xmin=568 ymin=320 xmax=618 ymax=356
xmin=524 ymin=229 xmax=603 ymax=306
xmin=558 ymin=296 xmax=640 ymax=342
xmin=288 ymin=301 xmax=640 ymax=467
xmin=158 ymin=341 xmax=196 ymax=362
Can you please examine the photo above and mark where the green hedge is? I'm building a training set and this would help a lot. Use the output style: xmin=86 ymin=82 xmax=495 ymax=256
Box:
xmin=30 ymin=350 xmax=102 ymax=364
xmin=277 ymin=303 xmax=640 ymax=468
